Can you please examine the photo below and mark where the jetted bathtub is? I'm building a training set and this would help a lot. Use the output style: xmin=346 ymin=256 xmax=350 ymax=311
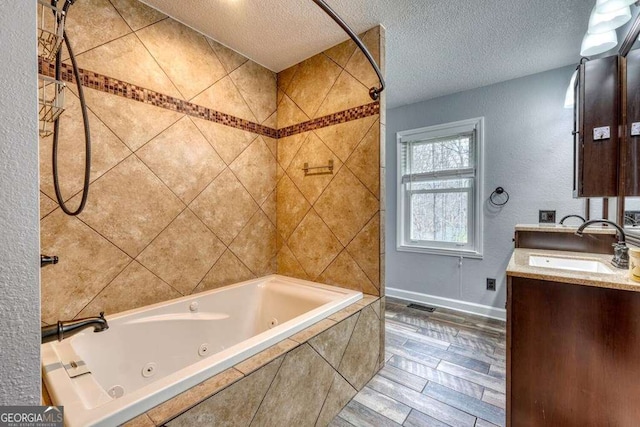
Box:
xmin=42 ymin=275 xmax=362 ymax=426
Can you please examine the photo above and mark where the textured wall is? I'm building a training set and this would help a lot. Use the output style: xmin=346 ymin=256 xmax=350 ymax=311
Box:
xmin=40 ymin=0 xmax=278 ymax=324
xmin=275 ymin=27 xmax=384 ymax=297
xmin=0 ymin=1 xmax=41 ymax=404
xmin=386 ymin=65 xmax=585 ymax=311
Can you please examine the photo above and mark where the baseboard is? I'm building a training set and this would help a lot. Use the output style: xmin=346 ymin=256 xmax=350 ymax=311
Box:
xmin=386 ymin=287 xmax=506 ymax=321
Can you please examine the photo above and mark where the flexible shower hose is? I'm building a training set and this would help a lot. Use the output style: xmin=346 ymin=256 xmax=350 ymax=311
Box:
xmin=51 ymin=0 xmax=91 ymax=216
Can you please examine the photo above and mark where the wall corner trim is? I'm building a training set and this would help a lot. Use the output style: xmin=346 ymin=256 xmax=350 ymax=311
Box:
xmin=386 ymin=287 xmax=506 ymax=320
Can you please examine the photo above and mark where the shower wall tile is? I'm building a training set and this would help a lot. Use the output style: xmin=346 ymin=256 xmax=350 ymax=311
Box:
xmin=324 ymin=38 xmax=357 ymax=68
xmin=276 ymin=94 xmax=310 ymax=129
xmin=313 ymin=115 xmax=377 ymax=163
xmin=39 ymin=91 xmax=131 ymax=201
xmin=77 ymin=261 xmax=180 ymax=318
xmin=286 ymin=54 xmax=342 ymax=118
xmin=347 ymin=214 xmax=381 ymax=288
xmin=344 ymin=27 xmax=381 ymax=90
xmin=76 ymin=33 xmax=182 ymax=99
xmin=63 ymin=0 xmax=131 ymax=56
xmin=318 ymin=250 xmax=378 ymax=295
xmin=206 ymin=38 xmax=248 ymax=74
xmin=80 ymin=87 xmax=184 ymax=152
xmin=228 ymin=137 xmax=276 ymax=206
xmin=74 ymin=155 xmax=184 ymax=258
xmin=276 ymin=243 xmax=309 ymax=280
xmin=314 ymin=71 xmax=372 ymax=119
xmin=287 ymin=210 xmax=342 ymax=278
xmin=136 ymin=209 xmax=226 ymax=295
xmin=39 ymin=192 xmax=57 ymax=219
xmin=229 ymin=60 xmax=277 ymax=124
xmin=194 ymin=250 xmax=256 ymax=293
xmin=109 ymin=0 xmax=166 ymax=31
xmin=191 ymin=118 xmax=258 ymax=165
xmin=40 ymin=210 xmax=131 ymax=324
xmin=228 ymin=210 xmax=277 ymax=276
xmin=347 ymin=120 xmax=381 ymax=197
xmin=136 ymin=19 xmax=227 ymax=100
xmin=136 ymin=117 xmax=226 ymax=204
xmin=190 ymin=76 xmax=257 ymax=122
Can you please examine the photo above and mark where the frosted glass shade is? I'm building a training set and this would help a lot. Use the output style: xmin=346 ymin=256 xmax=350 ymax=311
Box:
xmin=588 ymin=5 xmax=632 ymax=34
xmin=564 ymin=70 xmax=578 ymax=109
xmin=596 ymin=0 xmax=636 ymax=14
xmin=580 ymin=30 xmax=618 ymax=56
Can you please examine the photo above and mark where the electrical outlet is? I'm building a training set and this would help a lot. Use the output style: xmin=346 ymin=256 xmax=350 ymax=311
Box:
xmin=539 ymin=210 xmax=556 ymax=224
xmin=486 ymin=278 xmax=496 ymax=291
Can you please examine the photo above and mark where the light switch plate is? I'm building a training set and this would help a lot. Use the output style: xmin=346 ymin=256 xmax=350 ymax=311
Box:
xmin=593 ymin=126 xmax=611 ymax=140
xmin=632 ymin=122 xmax=640 ymax=137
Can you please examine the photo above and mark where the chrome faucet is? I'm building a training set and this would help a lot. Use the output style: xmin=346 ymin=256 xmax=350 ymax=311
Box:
xmin=559 ymin=214 xmax=586 ymax=225
xmin=575 ymin=219 xmax=629 ymax=269
xmin=42 ymin=312 xmax=109 ymax=344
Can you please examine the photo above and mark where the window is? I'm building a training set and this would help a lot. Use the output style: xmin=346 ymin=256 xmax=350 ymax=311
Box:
xmin=397 ymin=118 xmax=484 ymax=258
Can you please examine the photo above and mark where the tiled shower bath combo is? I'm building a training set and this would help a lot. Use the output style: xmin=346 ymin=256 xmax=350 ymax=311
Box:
xmin=39 ymin=0 xmax=385 ymax=424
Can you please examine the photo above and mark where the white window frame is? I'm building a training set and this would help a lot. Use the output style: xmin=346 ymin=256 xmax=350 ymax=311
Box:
xmin=396 ymin=117 xmax=484 ymax=259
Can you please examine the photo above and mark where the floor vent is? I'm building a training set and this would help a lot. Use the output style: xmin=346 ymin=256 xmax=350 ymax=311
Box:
xmin=407 ymin=303 xmax=436 ymax=312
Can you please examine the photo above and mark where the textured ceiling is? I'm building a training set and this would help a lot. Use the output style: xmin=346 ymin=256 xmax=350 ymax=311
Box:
xmin=141 ymin=0 xmax=594 ymax=108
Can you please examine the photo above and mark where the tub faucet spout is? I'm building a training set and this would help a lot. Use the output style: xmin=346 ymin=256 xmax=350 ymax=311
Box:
xmin=575 ymin=219 xmax=628 ymax=269
xmin=42 ymin=312 xmax=109 ymax=344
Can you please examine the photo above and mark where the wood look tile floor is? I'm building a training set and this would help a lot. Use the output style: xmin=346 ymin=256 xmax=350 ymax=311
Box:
xmin=331 ymin=298 xmax=506 ymax=427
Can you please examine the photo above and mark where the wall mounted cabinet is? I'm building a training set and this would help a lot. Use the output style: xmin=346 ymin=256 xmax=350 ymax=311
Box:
xmin=624 ymin=48 xmax=640 ymax=195
xmin=573 ymin=55 xmax=620 ymax=197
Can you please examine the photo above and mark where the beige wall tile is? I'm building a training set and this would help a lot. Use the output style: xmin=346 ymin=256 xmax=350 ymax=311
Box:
xmin=229 ymin=61 xmax=277 ymax=124
xmin=347 ymin=214 xmax=380 ymax=288
xmin=344 ymin=28 xmax=381 ymax=90
xmin=324 ymin=39 xmax=357 ymax=68
xmin=191 ymin=76 xmax=257 ymax=122
xmin=287 ymin=210 xmax=342 ymax=279
xmin=206 ymin=38 xmax=248 ymax=74
xmin=346 ymin=120 xmax=380 ymax=197
xmin=276 ymin=175 xmax=311 ymax=241
xmin=251 ymin=344 xmax=335 ymax=426
xmin=39 ymin=91 xmax=131 ymax=201
xmin=147 ymin=368 xmax=244 ymax=425
xmin=76 ymin=33 xmax=182 ymax=99
xmin=338 ymin=305 xmax=381 ymax=390
xmin=318 ymin=250 xmax=378 ymax=296
xmin=189 ymin=169 xmax=258 ymax=245
xmin=40 ymin=210 xmax=131 ymax=324
xmin=315 ymin=372 xmax=357 ymax=426
xmin=261 ymin=190 xmax=276 ymax=226
xmin=109 ymin=0 xmax=166 ymax=31
xmin=136 ymin=19 xmax=227 ymax=100
xmin=167 ymin=358 xmax=282 ymax=427
xmin=277 ymin=64 xmax=298 ymax=93
xmin=277 ymin=132 xmax=309 ymax=170
xmin=277 ymin=243 xmax=309 ymax=280
xmin=191 ymin=118 xmax=258 ymax=165
xmin=229 ymin=137 xmax=276 ymax=205
xmin=314 ymin=115 xmax=377 ymax=163
xmin=77 ymin=261 xmax=180 ymax=317
xmin=136 ymin=117 xmax=226 ymax=204
xmin=194 ymin=250 xmax=255 ymax=294
xmin=63 ymin=0 xmax=131 ymax=55
xmin=75 ymin=155 xmax=184 ymax=257
xmin=276 ymin=94 xmax=309 ymax=129
xmin=81 ymin=87 xmax=184 ymax=152
xmin=314 ymin=167 xmax=378 ymax=246
xmin=286 ymin=132 xmax=343 ymax=205
xmin=137 ymin=209 xmax=225 ymax=294
xmin=309 ymin=313 xmax=359 ymax=370
xmin=314 ymin=71 xmax=373 ymax=118
xmin=40 ymin=192 xmax=57 ymax=219
xmin=229 ymin=210 xmax=277 ymax=275
xmin=286 ymin=54 xmax=342 ymax=118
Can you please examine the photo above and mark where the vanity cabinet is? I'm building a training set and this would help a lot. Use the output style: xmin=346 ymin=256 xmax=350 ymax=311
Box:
xmin=573 ymin=55 xmax=620 ymax=197
xmin=506 ymin=276 xmax=640 ymax=426
xmin=623 ymin=48 xmax=640 ymax=195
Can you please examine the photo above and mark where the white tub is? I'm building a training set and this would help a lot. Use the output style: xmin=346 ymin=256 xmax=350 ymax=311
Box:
xmin=41 ymin=275 xmax=362 ymax=426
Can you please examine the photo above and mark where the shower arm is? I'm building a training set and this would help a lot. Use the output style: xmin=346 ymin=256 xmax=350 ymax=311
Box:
xmin=312 ymin=0 xmax=385 ymax=101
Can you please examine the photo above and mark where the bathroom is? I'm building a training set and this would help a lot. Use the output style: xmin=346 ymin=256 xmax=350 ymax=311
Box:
xmin=1 ymin=0 xmax=640 ymax=425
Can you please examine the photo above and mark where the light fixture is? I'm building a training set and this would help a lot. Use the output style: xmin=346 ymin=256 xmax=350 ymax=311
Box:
xmin=580 ymin=30 xmax=618 ymax=56
xmin=596 ymin=0 xmax=636 ymax=14
xmin=588 ymin=5 xmax=632 ymax=34
xmin=564 ymin=70 xmax=578 ymax=109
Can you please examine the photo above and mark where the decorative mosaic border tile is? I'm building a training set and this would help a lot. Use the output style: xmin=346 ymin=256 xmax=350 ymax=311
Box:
xmin=38 ymin=58 xmax=379 ymax=139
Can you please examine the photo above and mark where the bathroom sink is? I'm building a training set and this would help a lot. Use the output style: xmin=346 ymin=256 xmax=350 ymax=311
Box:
xmin=528 ymin=255 xmax=615 ymax=275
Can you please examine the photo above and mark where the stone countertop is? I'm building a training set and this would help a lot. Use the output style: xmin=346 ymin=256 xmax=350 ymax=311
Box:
xmin=507 ymin=248 xmax=640 ymax=292
xmin=515 ymin=224 xmax=616 ymax=234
